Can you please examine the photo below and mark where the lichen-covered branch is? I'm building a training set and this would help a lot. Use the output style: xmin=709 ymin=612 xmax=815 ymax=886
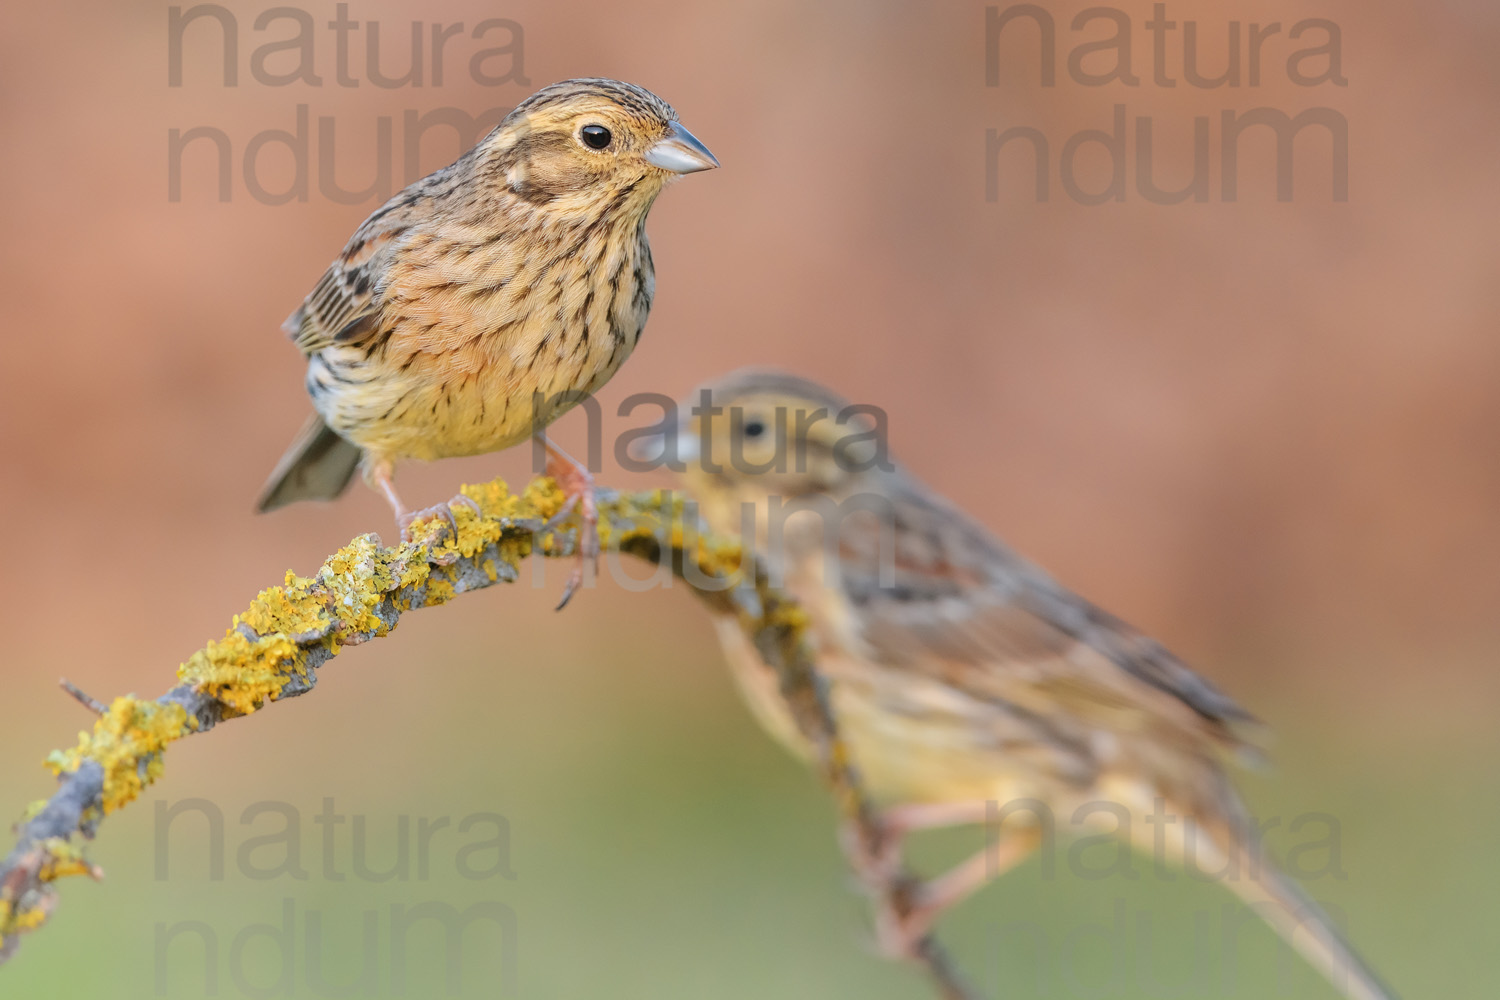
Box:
xmin=0 ymin=475 xmax=977 ymax=999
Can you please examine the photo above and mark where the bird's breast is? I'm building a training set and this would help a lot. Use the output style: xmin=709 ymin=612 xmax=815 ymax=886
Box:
xmin=310 ymin=220 xmax=655 ymax=462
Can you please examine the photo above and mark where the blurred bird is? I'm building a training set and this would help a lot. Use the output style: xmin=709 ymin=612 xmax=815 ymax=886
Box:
xmin=257 ymin=78 xmax=718 ymax=605
xmin=643 ymin=369 xmax=1399 ymax=1000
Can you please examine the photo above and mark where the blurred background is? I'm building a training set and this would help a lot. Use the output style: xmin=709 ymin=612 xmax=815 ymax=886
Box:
xmin=1 ymin=1 xmax=1495 ymax=996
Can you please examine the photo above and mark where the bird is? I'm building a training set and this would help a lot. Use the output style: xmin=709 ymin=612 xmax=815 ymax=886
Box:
xmin=638 ymin=368 xmax=1400 ymax=1000
xmin=256 ymin=78 xmax=718 ymax=605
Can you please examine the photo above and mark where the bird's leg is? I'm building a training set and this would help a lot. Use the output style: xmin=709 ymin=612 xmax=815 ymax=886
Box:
xmin=367 ymin=458 xmax=411 ymax=526
xmin=537 ymin=433 xmax=599 ymax=609
xmin=874 ymin=826 xmax=1041 ymax=960
xmin=840 ymin=817 xmax=903 ymax=889
xmin=368 ymin=458 xmax=481 ymax=547
xmin=844 ymin=800 xmax=996 ymax=884
xmin=881 ymin=801 xmax=1001 ymax=838
xmin=840 ymin=800 xmax=1040 ymax=960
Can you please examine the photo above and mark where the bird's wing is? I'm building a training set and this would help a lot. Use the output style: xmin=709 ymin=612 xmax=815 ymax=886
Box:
xmin=832 ymin=475 xmax=1258 ymax=752
xmin=282 ymin=192 xmax=429 ymax=355
xmin=284 ymin=262 xmax=381 ymax=355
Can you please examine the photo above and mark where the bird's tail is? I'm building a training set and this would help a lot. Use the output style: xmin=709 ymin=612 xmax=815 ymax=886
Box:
xmin=1221 ymin=833 xmax=1401 ymax=1000
xmin=256 ymin=414 xmax=362 ymax=512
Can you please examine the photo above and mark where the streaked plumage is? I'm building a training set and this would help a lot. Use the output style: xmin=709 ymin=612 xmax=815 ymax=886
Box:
xmin=651 ymin=369 xmax=1398 ymax=1000
xmin=257 ymin=78 xmax=717 ymax=600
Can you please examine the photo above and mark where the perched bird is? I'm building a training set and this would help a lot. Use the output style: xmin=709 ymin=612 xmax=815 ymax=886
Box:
xmin=642 ymin=369 xmax=1399 ymax=1000
xmin=257 ymin=78 xmax=718 ymax=603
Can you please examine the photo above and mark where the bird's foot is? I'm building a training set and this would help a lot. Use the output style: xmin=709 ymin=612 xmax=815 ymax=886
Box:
xmin=872 ymin=879 xmax=943 ymax=961
xmin=399 ymin=494 xmax=484 ymax=561
xmin=541 ymin=449 xmax=599 ymax=610
xmin=840 ymin=817 xmax=904 ymax=891
xmin=870 ymin=822 xmax=1041 ymax=961
xmin=837 ymin=820 xmax=933 ymax=960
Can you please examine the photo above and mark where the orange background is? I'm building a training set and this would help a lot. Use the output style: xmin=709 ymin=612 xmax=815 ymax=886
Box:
xmin=0 ymin=2 xmax=1492 ymax=996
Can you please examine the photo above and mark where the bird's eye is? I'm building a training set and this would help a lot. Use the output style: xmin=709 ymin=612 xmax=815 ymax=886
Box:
xmin=743 ymin=418 xmax=766 ymax=439
xmin=580 ymin=125 xmax=612 ymax=150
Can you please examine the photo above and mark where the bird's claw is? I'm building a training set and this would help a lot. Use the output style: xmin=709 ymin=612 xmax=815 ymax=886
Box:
xmin=554 ymin=499 xmax=599 ymax=610
xmin=873 ymin=886 xmax=934 ymax=962
xmin=837 ymin=818 xmax=935 ymax=961
xmin=840 ymin=818 xmax=903 ymax=890
xmin=543 ymin=451 xmax=600 ymax=610
xmin=398 ymin=494 xmax=484 ymax=562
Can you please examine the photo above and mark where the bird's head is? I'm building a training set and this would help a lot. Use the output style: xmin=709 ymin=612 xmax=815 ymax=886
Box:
xmin=633 ymin=369 xmax=896 ymax=543
xmin=483 ymin=78 xmax=718 ymax=212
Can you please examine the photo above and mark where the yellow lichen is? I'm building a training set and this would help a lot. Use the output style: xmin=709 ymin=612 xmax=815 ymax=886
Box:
xmin=5 ymin=901 xmax=47 ymax=934
xmin=13 ymin=477 xmax=814 ymax=963
xmin=422 ymin=569 xmax=457 ymax=607
xmin=233 ymin=572 xmax=328 ymax=638
xmin=395 ymin=553 xmax=432 ymax=592
xmin=764 ymin=598 xmax=811 ymax=634
xmin=460 ymin=476 xmax=519 ymax=518
xmin=44 ymin=696 xmax=190 ymax=815
xmin=319 ymin=535 xmax=400 ymax=638
xmin=604 ymin=488 xmax=747 ymax=590
xmin=178 ymin=631 xmax=302 ymax=716
xmin=518 ymin=477 xmax=568 ymax=521
xmin=35 ymin=840 xmax=98 ymax=882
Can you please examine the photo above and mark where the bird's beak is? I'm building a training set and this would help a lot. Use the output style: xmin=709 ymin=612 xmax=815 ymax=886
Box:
xmin=645 ymin=122 xmax=719 ymax=174
xmin=674 ymin=426 xmax=700 ymax=463
xmin=627 ymin=419 xmax=698 ymax=467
